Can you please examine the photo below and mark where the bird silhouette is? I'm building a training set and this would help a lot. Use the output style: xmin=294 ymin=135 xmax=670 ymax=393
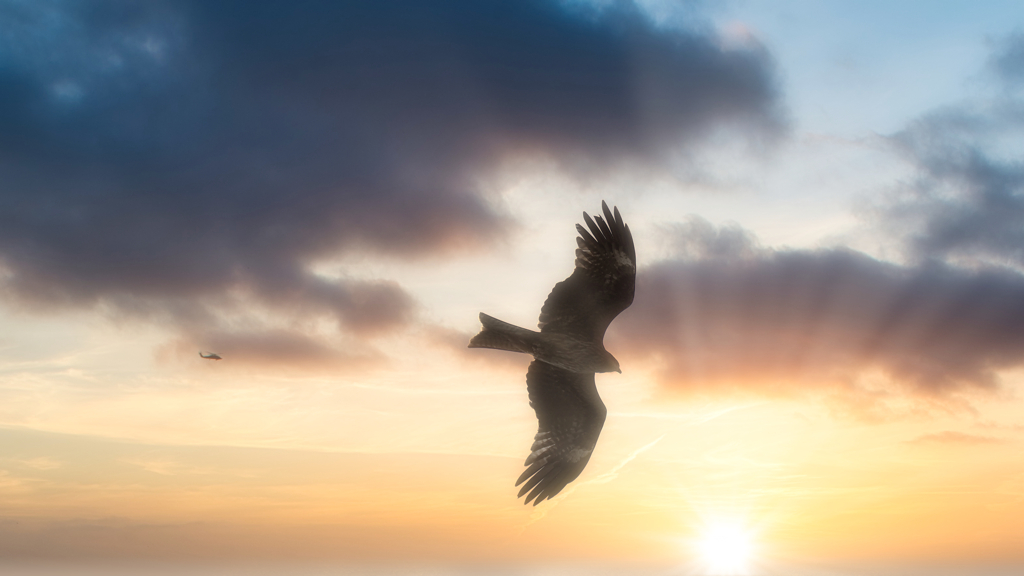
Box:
xmin=469 ymin=201 xmax=636 ymax=505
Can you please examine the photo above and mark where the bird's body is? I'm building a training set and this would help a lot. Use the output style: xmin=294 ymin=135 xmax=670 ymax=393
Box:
xmin=469 ymin=201 xmax=636 ymax=505
xmin=199 ymin=352 xmax=222 ymax=360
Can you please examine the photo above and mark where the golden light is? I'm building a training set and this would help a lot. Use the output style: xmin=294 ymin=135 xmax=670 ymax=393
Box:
xmin=694 ymin=518 xmax=756 ymax=575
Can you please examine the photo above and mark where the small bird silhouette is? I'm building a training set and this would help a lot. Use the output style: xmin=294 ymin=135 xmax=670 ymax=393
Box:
xmin=198 ymin=352 xmax=222 ymax=360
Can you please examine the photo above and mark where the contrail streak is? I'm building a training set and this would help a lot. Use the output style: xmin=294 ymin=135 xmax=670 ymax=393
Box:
xmin=517 ymin=403 xmax=759 ymax=531
xmin=520 ymin=434 xmax=667 ymax=529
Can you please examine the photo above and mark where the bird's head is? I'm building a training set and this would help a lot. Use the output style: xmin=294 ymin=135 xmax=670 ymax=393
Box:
xmin=598 ymin=351 xmax=621 ymax=374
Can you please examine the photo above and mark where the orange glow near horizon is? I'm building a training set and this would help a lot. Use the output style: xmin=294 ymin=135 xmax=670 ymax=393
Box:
xmin=2 ymin=336 xmax=1024 ymax=570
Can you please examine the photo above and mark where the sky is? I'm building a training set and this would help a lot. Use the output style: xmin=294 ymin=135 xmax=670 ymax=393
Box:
xmin=2 ymin=0 xmax=1024 ymax=574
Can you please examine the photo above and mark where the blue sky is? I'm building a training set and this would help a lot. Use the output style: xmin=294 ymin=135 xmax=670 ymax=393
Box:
xmin=712 ymin=0 xmax=1024 ymax=134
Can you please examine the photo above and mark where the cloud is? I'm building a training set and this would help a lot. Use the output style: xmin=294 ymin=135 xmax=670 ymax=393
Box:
xmin=660 ymin=215 xmax=762 ymax=260
xmin=609 ymin=218 xmax=1024 ymax=405
xmin=0 ymin=0 xmax=784 ymax=316
xmin=242 ymin=275 xmax=417 ymax=336
xmin=992 ymin=32 xmax=1024 ymax=87
xmin=881 ymin=110 xmax=1024 ymax=268
xmin=0 ymin=1 xmax=785 ymax=373
xmin=873 ymin=33 xmax=1024 ymax=269
xmin=907 ymin=430 xmax=1003 ymax=445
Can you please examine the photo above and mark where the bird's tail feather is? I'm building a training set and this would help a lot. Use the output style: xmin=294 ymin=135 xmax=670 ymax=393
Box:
xmin=468 ymin=313 xmax=538 ymax=354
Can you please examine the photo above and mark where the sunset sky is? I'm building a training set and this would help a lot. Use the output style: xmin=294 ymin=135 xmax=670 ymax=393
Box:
xmin=3 ymin=1 xmax=1024 ymax=574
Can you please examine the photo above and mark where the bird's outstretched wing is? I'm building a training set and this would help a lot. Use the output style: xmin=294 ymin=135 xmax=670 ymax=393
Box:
xmin=516 ymin=360 xmax=607 ymax=505
xmin=538 ymin=201 xmax=636 ymax=342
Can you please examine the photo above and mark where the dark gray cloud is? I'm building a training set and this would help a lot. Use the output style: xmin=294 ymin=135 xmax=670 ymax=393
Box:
xmin=993 ymin=32 xmax=1024 ymax=87
xmin=0 ymin=0 xmax=784 ymax=340
xmin=609 ymin=219 xmax=1024 ymax=403
xmin=876 ymin=34 xmax=1024 ymax=268
xmin=882 ymin=109 xmax=1024 ymax=267
xmin=660 ymin=215 xmax=762 ymax=260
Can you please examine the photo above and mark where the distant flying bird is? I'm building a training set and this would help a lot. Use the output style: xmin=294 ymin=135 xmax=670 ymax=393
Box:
xmin=199 ymin=352 xmax=222 ymax=360
xmin=469 ymin=201 xmax=636 ymax=505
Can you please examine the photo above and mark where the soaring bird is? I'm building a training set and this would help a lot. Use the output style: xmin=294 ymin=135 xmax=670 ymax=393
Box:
xmin=469 ymin=201 xmax=636 ymax=505
xmin=199 ymin=352 xmax=222 ymax=360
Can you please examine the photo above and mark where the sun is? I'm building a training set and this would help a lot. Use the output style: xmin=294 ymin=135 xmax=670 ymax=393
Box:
xmin=694 ymin=519 xmax=756 ymax=575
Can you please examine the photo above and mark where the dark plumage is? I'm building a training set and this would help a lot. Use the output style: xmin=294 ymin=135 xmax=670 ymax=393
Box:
xmin=469 ymin=201 xmax=636 ymax=505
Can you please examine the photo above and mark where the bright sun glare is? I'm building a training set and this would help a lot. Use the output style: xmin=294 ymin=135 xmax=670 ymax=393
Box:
xmin=695 ymin=519 xmax=755 ymax=575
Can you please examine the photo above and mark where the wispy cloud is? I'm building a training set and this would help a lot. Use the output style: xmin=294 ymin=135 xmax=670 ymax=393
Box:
xmin=907 ymin=430 xmax=1004 ymax=445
